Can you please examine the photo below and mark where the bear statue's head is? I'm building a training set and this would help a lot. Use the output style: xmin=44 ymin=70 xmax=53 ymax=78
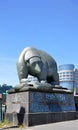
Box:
xmin=24 ymin=50 xmax=43 ymax=76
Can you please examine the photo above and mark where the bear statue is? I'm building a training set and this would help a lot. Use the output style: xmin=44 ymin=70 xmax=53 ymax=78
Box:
xmin=17 ymin=46 xmax=59 ymax=85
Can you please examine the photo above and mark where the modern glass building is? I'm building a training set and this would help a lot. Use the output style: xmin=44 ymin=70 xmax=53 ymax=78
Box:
xmin=58 ymin=64 xmax=75 ymax=91
xmin=0 ymin=84 xmax=12 ymax=120
xmin=0 ymin=84 xmax=12 ymax=94
xmin=58 ymin=64 xmax=78 ymax=95
xmin=0 ymin=84 xmax=12 ymax=105
xmin=74 ymin=69 xmax=78 ymax=94
xmin=0 ymin=94 xmax=2 ymax=121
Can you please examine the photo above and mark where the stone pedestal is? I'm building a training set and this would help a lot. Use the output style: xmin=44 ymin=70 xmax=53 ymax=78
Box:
xmin=5 ymin=86 xmax=77 ymax=126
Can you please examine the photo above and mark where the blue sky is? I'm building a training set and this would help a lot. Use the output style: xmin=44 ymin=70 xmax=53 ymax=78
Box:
xmin=0 ymin=0 xmax=78 ymax=86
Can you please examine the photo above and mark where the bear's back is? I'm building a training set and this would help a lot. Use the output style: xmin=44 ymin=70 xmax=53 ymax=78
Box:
xmin=38 ymin=49 xmax=57 ymax=70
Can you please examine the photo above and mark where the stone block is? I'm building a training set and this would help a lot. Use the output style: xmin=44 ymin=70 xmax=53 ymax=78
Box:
xmin=5 ymin=88 xmax=77 ymax=126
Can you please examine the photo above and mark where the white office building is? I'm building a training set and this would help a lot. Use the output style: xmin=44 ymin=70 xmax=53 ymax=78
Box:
xmin=58 ymin=64 xmax=78 ymax=95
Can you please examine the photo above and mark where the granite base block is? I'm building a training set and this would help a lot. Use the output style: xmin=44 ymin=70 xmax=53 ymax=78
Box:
xmin=6 ymin=90 xmax=76 ymax=113
xmin=5 ymin=88 xmax=77 ymax=126
xmin=5 ymin=112 xmax=78 ymax=126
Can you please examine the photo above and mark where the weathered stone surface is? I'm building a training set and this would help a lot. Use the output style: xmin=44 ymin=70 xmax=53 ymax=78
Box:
xmin=6 ymin=89 xmax=75 ymax=113
xmin=6 ymin=92 xmax=29 ymax=113
xmin=8 ymin=83 xmax=70 ymax=93
xmin=29 ymin=91 xmax=75 ymax=112
xmin=5 ymin=88 xmax=77 ymax=126
xmin=5 ymin=112 xmax=78 ymax=126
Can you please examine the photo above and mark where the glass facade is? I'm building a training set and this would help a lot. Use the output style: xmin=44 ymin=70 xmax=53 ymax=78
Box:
xmin=58 ymin=64 xmax=75 ymax=91
xmin=0 ymin=84 xmax=12 ymax=94
xmin=74 ymin=69 xmax=78 ymax=94
xmin=59 ymin=64 xmax=74 ymax=71
xmin=0 ymin=84 xmax=12 ymax=106
xmin=0 ymin=95 xmax=2 ymax=121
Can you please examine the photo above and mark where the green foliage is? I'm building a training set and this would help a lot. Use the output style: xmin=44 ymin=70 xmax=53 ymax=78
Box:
xmin=0 ymin=120 xmax=12 ymax=128
xmin=70 ymin=87 xmax=74 ymax=93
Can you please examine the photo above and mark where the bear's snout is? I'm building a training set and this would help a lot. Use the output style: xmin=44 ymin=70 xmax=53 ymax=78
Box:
xmin=34 ymin=63 xmax=41 ymax=74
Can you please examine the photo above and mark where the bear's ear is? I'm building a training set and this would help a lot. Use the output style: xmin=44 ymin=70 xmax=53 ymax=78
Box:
xmin=24 ymin=53 xmax=29 ymax=62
